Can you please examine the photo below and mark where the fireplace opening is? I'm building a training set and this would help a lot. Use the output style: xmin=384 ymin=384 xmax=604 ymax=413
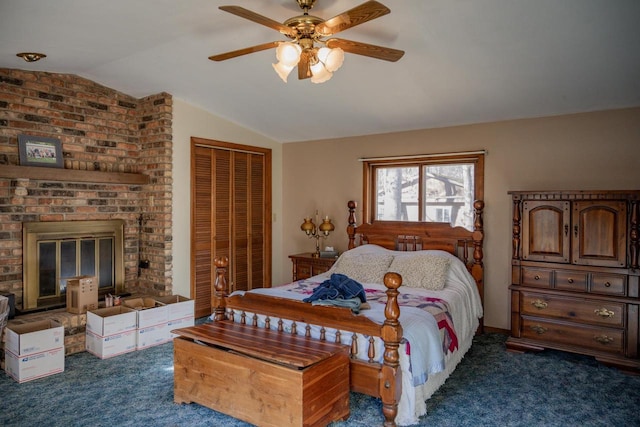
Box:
xmin=22 ymin=220 xmax=125 ymax=313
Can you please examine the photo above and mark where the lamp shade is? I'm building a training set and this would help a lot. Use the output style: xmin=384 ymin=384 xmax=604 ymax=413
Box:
xmin=272 ymin=62 xmax=295 ymax=83
xmin=317 ymin=47 xmax=344 ymax=72
xmin=300 ymin=217 xmax=315 ymax=235
xmin=310 ymin=61 xmax=333 ymax=84
xmin=276 ymin=42 xmax=302 ymax=67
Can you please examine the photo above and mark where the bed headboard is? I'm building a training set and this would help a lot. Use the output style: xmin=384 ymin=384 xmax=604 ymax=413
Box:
xmin=345 ymin=199 xmax=485 ymax=310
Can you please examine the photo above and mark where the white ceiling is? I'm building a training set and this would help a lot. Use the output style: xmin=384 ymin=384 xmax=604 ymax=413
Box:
xmin=1 ymin=0 xmax=639 ymax=143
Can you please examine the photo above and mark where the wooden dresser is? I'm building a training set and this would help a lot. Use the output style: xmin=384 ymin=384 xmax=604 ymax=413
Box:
xmin=289 ymin=253 xmax=337 ymax=281
xmin=507 ymin=190 xmax=640 ymax=372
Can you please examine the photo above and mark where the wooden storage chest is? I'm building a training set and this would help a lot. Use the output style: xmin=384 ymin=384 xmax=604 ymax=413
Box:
xmin=172 ymin=321 xmax=350 ymax=427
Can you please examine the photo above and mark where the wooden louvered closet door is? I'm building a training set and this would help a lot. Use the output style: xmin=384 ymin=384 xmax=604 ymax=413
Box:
xmin=191 ymin=138 xmax=272 ymax=318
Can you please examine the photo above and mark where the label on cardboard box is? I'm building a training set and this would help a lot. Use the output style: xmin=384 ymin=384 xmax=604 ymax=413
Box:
xmin=5 ymin=320 xmax=64 ymax=356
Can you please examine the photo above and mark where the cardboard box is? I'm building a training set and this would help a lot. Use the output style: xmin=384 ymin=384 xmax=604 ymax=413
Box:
xmin=136 ymin=323 xmax=171 ymax=350
xmin=86 ymin=306 xmax=137 ymax=336
xmin=4 ymin=347 xmax=65 ymax=383
xmin=124 ymin=297 xmax=169 ymax=329
xmin=66 ymin=275 xmax=98 ymax=314
xmin=154 ymin=295 xmax=194 ymax=321
xmin=5 ymin=320 xmax=64 ymax=356
xmin=168 ymin=316 xmax=195 ymax=338
xmin=86 ymin=329 xmax=137 ymax=359
xmin=3 ymin=320 xmax=65 ymax=383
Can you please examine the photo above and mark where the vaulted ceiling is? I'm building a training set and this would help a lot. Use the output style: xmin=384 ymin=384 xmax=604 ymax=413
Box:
xmin=1 ymin=0 xmax=639 ymax=143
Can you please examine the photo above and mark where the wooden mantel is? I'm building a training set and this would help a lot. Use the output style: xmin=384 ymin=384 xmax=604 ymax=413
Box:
xmin=0 ymin=165 xmax=150 ymax=185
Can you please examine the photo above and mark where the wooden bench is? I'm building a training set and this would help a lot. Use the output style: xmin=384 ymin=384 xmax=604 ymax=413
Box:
xmin=172 ymin=321 xmax=351 ymax=427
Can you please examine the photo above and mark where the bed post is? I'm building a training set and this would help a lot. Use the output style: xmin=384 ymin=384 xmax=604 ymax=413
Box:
xmin=347 ymin=200 xmax=357 ymax=250
xmin=380 ymin=271 xmax=403 ymax=427
xmin=212 ymin=256 xmax=229 ymax=321
xmin=472 ymin=200 xmax=485 ymax=332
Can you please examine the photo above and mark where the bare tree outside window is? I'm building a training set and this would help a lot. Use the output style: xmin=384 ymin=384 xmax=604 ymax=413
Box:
xmin=366 ymin=153 xmax=484 ymax=231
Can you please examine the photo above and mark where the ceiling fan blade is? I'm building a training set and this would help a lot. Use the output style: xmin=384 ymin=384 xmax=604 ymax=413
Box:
xmin=219 ymin=5 xmax=296 ymax=37
xmin=208 ymin=41 xmax=280 ymax=61
xmin=315 ymin=1 xmax=390 ymax=37
xmin=326 ymin=38 xmax=404 ymax=62
xmin=298 ymin=51 xmax=312 ymax=80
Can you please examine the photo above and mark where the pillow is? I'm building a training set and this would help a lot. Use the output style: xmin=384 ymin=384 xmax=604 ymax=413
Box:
xmin=387 ymin=253 xmax=451 ymax=290
xmin=331 ymin=252 xmax=394 ymax=284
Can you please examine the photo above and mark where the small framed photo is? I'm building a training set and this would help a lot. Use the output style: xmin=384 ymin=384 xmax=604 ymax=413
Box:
xmin=18 ymin=134 xmax=64 ymax=168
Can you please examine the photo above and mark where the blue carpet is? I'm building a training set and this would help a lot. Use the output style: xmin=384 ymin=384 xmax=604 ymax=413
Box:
xmin=1 ymin=332 xmax=638 ymax=426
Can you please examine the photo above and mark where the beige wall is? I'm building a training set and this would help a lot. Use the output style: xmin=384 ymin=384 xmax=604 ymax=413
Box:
xmin=171 ymin=98 xmax=283 ymax=298
xmin=282 ymin=107 xmax=640 ymax=330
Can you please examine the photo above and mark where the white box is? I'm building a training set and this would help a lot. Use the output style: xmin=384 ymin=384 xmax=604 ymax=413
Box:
xmin=154 ymin=295 xmax=194 ymax=321
xmin=86 ymin=329 xmax=137 ymax=359
xmin=5 ymin=320 xmax=64 ymax=356
xmin=4 ymin=347 xmax=65 ymax=383
xmin=86 ymin=306 xmax=137 ymax=336
xmin=124 ymin=297 xmax=169 ymax=329
xmin=168 ymin=316 xmax=195 ymax=338
xmin=136 ymin=323 xmax=171 ymax=350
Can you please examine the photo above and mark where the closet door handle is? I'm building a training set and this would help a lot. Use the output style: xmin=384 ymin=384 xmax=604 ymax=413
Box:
xmin=564 ymin=224 xmax=569 ymax=236
xmin=574 ymin=225 xmax=578 ymax=237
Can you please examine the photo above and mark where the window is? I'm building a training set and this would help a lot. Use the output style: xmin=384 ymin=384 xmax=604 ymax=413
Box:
xmin=363 ymin=152 xmax=484 ymax=231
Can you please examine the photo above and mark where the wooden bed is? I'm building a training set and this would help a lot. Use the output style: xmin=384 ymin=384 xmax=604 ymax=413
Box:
xmin=210 ymin=200 xmax=485 ymax=427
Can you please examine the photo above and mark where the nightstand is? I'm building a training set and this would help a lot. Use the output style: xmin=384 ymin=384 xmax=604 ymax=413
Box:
xmin=289 ymin=253 xmax=338 ymax=281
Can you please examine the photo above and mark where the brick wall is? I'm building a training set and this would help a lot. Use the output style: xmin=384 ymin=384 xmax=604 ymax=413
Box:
xmin=0 ymin=68 xmax=173 ymax=310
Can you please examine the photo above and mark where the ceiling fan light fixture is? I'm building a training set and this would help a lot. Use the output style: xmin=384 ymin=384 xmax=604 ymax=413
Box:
xmin=317 ymin=47 xmax=344 ymax=72
xmin=272 ymin=61 xmax=295 ymax=82
xmin=275 ymin=42 xmax=302 ymax=67
xmin=310 ymin=60 xmax=332 ymax=84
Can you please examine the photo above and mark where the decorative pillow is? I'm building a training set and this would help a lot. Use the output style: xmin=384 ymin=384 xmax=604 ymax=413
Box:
xmin=331 ymin=252 xmax=394 ymax=284
xmin=387 ymin=253 xmax=451 ymax=290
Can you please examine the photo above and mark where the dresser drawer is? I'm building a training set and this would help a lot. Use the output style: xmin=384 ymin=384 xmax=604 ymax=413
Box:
xmin=554 ymin=270 xmax=588 ymax=292
xmin=590 ymin=273 xmax=626 ymax=296
xmin=520 ymin=292 xmax=625 ymax=327
xmin=521 ymin=316 xmax=625 ymax=355
xmin=521 ymin=267 xmax=552 ymax=288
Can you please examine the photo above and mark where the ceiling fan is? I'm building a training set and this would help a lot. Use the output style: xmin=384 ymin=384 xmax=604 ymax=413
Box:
xmin=208 ymin=0 xmax=405 ymax=83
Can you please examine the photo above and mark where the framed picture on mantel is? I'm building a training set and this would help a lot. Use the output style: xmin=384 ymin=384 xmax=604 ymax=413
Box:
xmin=18 ymin=134 xmax=63 ymax=168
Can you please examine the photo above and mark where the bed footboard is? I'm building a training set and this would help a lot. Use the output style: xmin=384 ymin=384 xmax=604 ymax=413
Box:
xmin=212 ymin=256 xmax=403 ymax=427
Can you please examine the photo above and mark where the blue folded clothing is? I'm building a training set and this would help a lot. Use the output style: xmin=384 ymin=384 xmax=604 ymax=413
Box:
xmin=303 ymin=273 xmax=367 ymax=303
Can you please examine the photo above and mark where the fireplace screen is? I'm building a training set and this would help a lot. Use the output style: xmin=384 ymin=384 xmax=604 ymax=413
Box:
xmin=23 ymin=220 xmax=125 ymax=311
xmin=37 ymin=237 xmax=115 ymax=300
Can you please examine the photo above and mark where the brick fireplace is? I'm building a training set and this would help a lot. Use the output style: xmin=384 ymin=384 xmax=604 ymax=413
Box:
xmin=0 ymin=68 xmax=174 ymax=314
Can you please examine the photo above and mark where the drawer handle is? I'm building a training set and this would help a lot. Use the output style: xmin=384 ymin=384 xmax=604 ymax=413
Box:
xmin=531 ymin=299 xmax=548 ymax=310
xmin=567 ymin=278 xmax=574 ymax=284
xmin=594 ymin=308 xmax=615 ymax=318
xmin=534 ymin=275 xmax=540 ymax=280
xmin=594 ymin=335 xmax=614 ymax=345
xmin=604 ymin=282 xmax=611 ymax=288
xmin=530 ymin=325 xmax=547 ymax=335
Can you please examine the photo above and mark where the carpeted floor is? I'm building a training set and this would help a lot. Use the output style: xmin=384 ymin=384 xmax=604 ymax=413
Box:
xmin=1 ymin=332 xmax=638 ymax=427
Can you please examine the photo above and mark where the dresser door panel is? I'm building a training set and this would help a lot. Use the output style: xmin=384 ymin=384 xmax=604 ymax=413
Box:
xmin=522 ymin=201 xmax=570 ymax=263
xmin=572 ymin=201 xmax=626 ymax=267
